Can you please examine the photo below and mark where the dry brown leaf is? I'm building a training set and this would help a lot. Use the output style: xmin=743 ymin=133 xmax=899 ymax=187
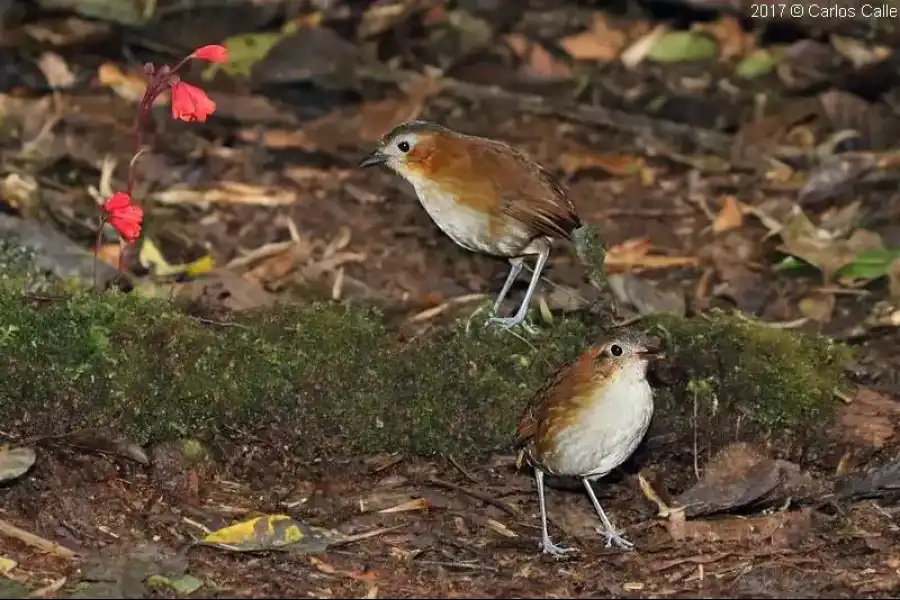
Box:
xmin=665 ymin=508 xmax=812 ymax=547
xmin=607 ymin=274 xmax=686 ymax=316
xmin=309 ymin=557 xmax=378 ymax=581
xmin=378 ymin=498 xmax=429 ymax=514
xmin=302 ymin=251 xmax=367 ymax=280
xmin=712 ymin=195 xmax=744 ymax=233
xmin=283 ymin=167 xmax=352 ymax=185
xmin=243 ymin=242 xmax=313 ymax=286
xmin=24 ymin=17 xmax=110 ymax=45
xmin=503 ymin=34 xmax=571 ymax=81
xmin=605 ymin=238 xmax=699 ymax=273
xmin=607 ymin=254 xmax=699 ymax=272
xmin=834 ymin=388 xmax=900 ymax=450
xmin=560 ymin=13 xmax=627 ymax=62
xmin=484 ymin=518 xmax=517 ymax=538
xmin=620 ymin=23 xmax=669 ymax=69
xmin=1 ymin=173 xmax=39 ymax=214
xmin=696 ymin=15 xmax=752 ymax=61
xmin=359 ymin=73 xmax=444 ymax=141
xmin=97 ymin=63 xmax=158 ymax=105
xmin=94 ymin=244 xmax=123 ymax=269
xmin=780 ymin=226 xmax=884 ymax=281
xmin=36 ymin=52 xmax=76 ymax=89
xmin=607 ymin=237 xmax=653 ymax=262
xmin=358 ymin=0 xmax=426 ymax=39
xmin=558 ymin=152 xmax=646 ymax=177
xmin=830 ymin=35 xmax=891 ymax=69
xmin=154 ymin=182 xmax=298 ymax=207
xmin=235 ymin=127 xmax=313 ymax=150
xmin=798 ymin=292 xmax=835 ymax=323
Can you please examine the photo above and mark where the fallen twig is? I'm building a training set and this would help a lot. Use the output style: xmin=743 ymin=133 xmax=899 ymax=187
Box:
xmin=444 ymin=454 xmax=480 ymax=485
xmin=414 ymin=559 xmax=499 ymax=572
xmin=0 ymin=518 xmax=78 ymax=559
xmin=427 ymin=476 xmax=522 ymax=519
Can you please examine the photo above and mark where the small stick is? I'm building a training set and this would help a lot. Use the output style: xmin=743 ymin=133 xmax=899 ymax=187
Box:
xmin=0 ymin=518 xmax=78 ymax=559
xmin=444 ymin=454 xmax=480 ymax=484
xmin=414 ymin=560 xmax=498 ymax=572
xmin=427 ymin=477 xmax=521 ymax=519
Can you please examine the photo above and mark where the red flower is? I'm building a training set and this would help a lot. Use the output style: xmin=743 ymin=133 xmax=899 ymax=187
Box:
xmin=102 ymin=192 xmax=143 ymax=243
xmin=170 ymin=81 xmax=216 ymax=123
xmin=191 ymin=44 xmax=229 ymax=64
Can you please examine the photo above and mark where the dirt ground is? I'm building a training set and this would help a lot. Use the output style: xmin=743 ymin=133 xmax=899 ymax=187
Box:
xmin=2 ymin=0 xmax=900 ymax=597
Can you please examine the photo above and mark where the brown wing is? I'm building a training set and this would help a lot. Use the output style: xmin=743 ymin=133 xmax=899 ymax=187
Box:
xmin=513 ymin=350 xmax=598 ymax=467
xmin=469 ymin=141 xmax=582 ymax=240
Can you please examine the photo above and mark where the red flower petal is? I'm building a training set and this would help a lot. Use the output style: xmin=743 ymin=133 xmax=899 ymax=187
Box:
xmin=102 ymin=191 xmax=132 ymax=213
xmin=170 ymin=82 xmax=216 ymax=123
xmin=102 ymin=192 xmax=144 ymax=243
xmin=108 ymin=204 xmax=144 ymax=244
xmin=191 ymin=44 xmax=229 ymax=64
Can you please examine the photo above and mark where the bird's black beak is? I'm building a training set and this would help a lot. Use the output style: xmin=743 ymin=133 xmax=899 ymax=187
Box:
xmin=358 ymin=151 xmax=387 ymax=168
xmin=639 ymin=342 xmax=665 ymax=360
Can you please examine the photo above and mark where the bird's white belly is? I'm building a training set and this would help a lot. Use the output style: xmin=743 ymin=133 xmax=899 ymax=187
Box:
xmin=408 ymin=177 xmax=532 ymax=256
xmin=550 ymin=373 xmax=654 ymax=479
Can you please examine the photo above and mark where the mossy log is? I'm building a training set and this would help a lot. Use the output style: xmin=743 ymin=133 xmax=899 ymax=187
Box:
xmin=0 ymin=229 xmax=860 ymax=469
xmin=0 ymin=273 xmax=855 ymax=470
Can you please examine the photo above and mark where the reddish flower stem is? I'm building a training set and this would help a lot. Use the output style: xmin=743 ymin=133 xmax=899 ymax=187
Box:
xmin=92 ymin=48 xmax=221 ymax=290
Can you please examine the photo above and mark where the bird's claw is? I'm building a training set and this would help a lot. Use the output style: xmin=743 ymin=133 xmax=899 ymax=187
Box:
xmin=540 ymin=538 xmax=577 ymax=558
xmin=485 ymin=314 xmax=539 ymax=335
xmin=596 ymin=527 xmax=634 ymax=550
xmin=485 ymin=315 xmax=523 ymax=329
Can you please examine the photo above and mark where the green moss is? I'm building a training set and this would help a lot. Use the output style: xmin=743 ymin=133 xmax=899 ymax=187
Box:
xmin=0 ymin=239 xmax=56 ymax=290
xmin=640 ymin=309 xmax=854 ymax=461
xmin=0 ymin=262 xmax=853 ymax=464
xmin=0 ymin=278 xmax=602 ymax=459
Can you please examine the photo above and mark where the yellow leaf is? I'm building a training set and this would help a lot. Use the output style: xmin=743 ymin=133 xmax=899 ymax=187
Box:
xmin=0 ymin=555 xmax=16 ymax=574
xmin=139 ymin=238 xmax=215 ymax=278
xmin=202 ymin=514 xmax=342 ymax=553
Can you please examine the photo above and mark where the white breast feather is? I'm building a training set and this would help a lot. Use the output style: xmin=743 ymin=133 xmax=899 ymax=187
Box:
xmin=550 ymin=360 xmax=654 ymax=479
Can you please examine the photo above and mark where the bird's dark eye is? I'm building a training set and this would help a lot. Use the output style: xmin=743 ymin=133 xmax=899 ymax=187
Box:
xmin=397 ymin=141 xmax=410 ymax=153
xmin=609 ymin=344 xmax=623 ymax=357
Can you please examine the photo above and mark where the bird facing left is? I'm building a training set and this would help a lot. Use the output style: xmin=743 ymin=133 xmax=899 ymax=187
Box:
xmin=359 ymin=120 xmax=582 ymax=329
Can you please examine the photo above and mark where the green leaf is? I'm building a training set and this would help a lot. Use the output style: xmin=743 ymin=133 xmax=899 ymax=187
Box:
xmin=202 ymin=29 xmax=293 ymax=80
xmin=646 ymin=31 xmax=718 ymax=63
xmin=772 ymin=255 xmax=812 ymax=272
xmin=146 ymin=574 xmax=204 ymax=595
xmin=735 ymin=48 xmax=777 ymax=79
xmin=835 ymin=247 xmax=900 ymax=281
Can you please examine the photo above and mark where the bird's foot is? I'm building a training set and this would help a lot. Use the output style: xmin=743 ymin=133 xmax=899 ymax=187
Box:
xmin=485 ymin=314 xmax=540 ymax=335
xmin=540 ymin=536 xmax=577 ymax=558
xmin=485 ymin=314 xmax=524 ymax=329
xmin=596 ymin=526 xmax=634 ymax=550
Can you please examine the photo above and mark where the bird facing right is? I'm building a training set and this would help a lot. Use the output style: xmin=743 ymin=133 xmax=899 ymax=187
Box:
xmin=514 ymin=334 xmax=664 ymax=557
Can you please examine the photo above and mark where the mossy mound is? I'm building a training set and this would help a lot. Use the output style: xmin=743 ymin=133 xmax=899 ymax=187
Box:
xmin=0 ymin=270 xmax=854 ymax=464
xmin=643 ymin=311 xmax=854 ymax=465
xmin=0 ymin=279 xmax=599 ymax=459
